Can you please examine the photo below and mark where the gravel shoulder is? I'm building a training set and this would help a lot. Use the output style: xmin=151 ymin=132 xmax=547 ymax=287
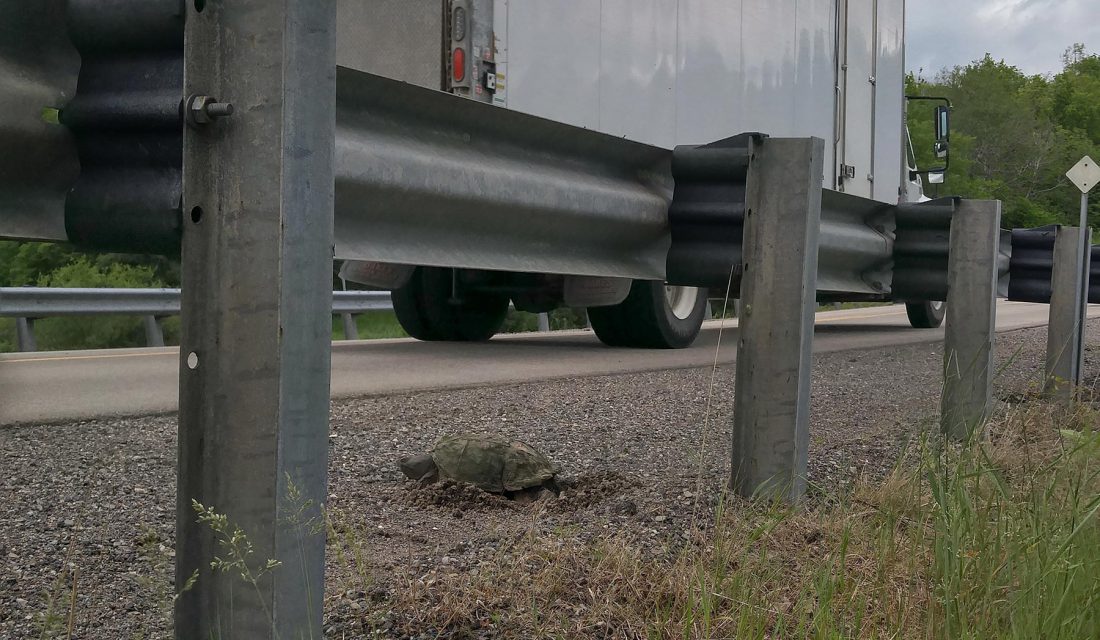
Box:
xmin=2 ymin=320 xmax=1096 ymax=638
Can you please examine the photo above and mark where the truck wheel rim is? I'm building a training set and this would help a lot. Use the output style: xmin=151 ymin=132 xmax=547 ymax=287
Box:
xmin=664 ymin=285 xmax=699 ymax=320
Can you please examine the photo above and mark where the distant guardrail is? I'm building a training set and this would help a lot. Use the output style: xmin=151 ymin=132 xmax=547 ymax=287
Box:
xmin=0 ymin=287 xmax=392 ymax=352
xmin=0 ymin=287 xmax=555 ymax=352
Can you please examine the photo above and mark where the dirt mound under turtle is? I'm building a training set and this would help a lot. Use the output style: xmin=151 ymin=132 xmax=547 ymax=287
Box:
xmin=404 ymin=471 xmax=634 ymax=515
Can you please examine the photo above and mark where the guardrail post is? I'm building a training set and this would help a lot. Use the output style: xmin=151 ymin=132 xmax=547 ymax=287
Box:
xmin=1045 ymin=225 xmax=1090 ymax=398
xmin=176 ymin=2 xmax=336 ymax=639
xmin=16 ymin=317 xmax=36 ymax=352
xmin=341 ymin=312 xmax=359 ymax=340
xmin=731 ymin=137 xmax=824 ymax=502
xmin=143 ymin=315 xmax=165 ymax=348
xmin=537 ymin=312 xmax=550 ymax=332
xmin=941 ymin=200 xmax=1001 ymax=440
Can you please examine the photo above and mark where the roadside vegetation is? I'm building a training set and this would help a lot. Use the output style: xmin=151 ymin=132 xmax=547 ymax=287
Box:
xmin=337 ymin=399 xmax=1100 ymax=639
xmin=908 ymin=44 xmax=1100 ymax=229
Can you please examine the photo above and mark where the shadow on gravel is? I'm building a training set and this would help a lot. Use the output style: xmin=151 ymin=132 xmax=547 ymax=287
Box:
xmin=814 ymin=324 xmax=924 ymax=335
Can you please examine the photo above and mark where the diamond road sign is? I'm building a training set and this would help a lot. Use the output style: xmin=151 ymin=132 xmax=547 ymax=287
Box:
xmin=1067 ymin=155 xmax=1100 ymax=194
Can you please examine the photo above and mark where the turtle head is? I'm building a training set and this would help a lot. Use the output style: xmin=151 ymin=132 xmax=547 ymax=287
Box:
xmin=399 ymin=453 xmax=438 ymax=483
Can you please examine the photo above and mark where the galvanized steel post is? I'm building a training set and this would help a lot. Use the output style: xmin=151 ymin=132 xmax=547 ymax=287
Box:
xmin=731 ymin=137 xmax=824 ymax=502
xmin=15 ymin=317 xmax=36 ymax=352
xmin=1077 ymin=195 xmax=1091 ymax=377
xmin=1045 ymin=226 xmax=1089 ymax=397
xmin=342 ymin=313 xmax=359 ymax=340
xmin=941 ymin=200 xmax=1001 ymax=440
xmin=176 ymin=1 xmax=336 ymax=638
xmin=143 ymin=315 xmax=165 ymax=348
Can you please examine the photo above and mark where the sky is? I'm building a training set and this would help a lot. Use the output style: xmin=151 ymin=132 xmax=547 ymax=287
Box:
xmin=906 ymin=0 xmax=1099 ymax=77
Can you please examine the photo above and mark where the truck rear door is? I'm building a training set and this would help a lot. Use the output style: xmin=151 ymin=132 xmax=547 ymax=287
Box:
xmin=837 ymin=0 xmax=875 ymax=198
xmin=336 ymin=0 xmax=445 ymax=91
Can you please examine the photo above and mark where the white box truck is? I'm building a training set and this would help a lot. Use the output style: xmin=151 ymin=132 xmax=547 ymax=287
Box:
xmin=336 ymin=0 xmax=948 ymax=348
xmin=0 ymin=1 xmax=949 ymax=348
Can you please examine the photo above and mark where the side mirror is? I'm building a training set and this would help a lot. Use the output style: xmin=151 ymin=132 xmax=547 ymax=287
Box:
xmin=905 ymin=94 xmax=952 ymax=181
xmin=934 ymin=105 xmax=950 ymax=159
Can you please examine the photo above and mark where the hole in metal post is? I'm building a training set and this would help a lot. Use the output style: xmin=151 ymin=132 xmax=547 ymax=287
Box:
xmin=186 ymin=352 xmax=199 ymax=370
xmin=194 ymin=0 xmax=206 ymax=11
xmin=190 ymin=206 xmax=203 ymax=224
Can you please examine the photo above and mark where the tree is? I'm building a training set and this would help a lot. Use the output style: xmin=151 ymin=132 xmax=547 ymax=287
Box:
xmin=0 ymin=241 xmax=181 ymax=351
xmin=906 ymin=53 xmax=1098 ymax=229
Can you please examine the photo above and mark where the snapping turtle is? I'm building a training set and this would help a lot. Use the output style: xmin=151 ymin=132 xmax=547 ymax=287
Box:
xmin=399 ymin=434 xmax=558 ymax=494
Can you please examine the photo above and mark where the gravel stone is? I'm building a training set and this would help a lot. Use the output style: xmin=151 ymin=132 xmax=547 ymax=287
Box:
xmin=1 ymin=319 xmax=1095 ymax=638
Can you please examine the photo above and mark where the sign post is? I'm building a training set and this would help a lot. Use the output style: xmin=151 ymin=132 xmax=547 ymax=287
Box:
xmin=1064 ymin=156 xmax=1099 ymax=386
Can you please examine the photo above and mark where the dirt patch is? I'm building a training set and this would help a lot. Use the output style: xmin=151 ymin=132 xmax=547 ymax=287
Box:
xmin=404 ymin=479 xmax=517 ymax=513
xmin=550 ymin=471 xmax=634 ymax=512
xmin=402 ymin=471 xmax=633 ymax=516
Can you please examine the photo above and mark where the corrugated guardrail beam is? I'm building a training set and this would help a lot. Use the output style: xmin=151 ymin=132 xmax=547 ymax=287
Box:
xmin=1008 ymin=226 xmax=1100 ymax=305
xmin=0 ymin=288 xmax=392 ymax=317
xmin=0 ymin=287 xmax=181 ymax=317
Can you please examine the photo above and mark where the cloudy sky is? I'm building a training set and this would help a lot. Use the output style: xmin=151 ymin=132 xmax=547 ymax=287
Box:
xmin=907 ymin=0 xmax=1099 ymax=77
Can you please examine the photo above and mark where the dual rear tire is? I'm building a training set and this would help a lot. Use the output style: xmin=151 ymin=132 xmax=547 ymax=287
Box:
xmin=391 ymin=267 xmax=509 ymax=341
xmin=392 ymin=270 xmax=708 ymax=349
xmin=393 ymin=269 xmax=938 ymax=346
xmin=905 ymin=300 xmax=946 ymax=328
xmin=587 ymin=281 xmax=708 ymax=349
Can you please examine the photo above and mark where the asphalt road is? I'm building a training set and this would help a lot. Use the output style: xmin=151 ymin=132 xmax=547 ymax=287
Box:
xmin=0 ymin=302 xmax=1088 ymax=425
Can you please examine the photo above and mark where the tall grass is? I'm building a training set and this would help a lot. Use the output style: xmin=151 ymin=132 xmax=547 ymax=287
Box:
xmin=371 ymin=400 xmax=1100 ymax=638
xmin=927 ymin=404 xmax=1100 ymax=639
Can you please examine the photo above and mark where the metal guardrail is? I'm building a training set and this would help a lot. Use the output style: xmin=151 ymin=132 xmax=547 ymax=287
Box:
xmin=0 ymin=287 xmax=393 ymax=352
xmin=1008 ymin=226 xmax=1100 ymax=305
xmin=0 ymin=287 xmax=557 ymax=352
xmin=0 ymin=287 xmax=392 ymax=316
xmin=0 ymin=2 xmax=960 ymax=303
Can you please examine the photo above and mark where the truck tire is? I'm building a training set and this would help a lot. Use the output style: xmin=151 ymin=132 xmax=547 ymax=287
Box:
xmin=906 ymin=301 xmax=946 ymax=329
xmin=588 ymin=282 xmax=707 ymax=348
xmin=391 ymin=267 xmax=509 ymax=341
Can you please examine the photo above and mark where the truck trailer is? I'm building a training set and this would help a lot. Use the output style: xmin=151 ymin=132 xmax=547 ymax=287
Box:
xmin=336 ymin=0 xmax=948 ymax=348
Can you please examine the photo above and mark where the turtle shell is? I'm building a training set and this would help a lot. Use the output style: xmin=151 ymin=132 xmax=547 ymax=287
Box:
xmin=430 ymin=434 xmax=556 ymax=492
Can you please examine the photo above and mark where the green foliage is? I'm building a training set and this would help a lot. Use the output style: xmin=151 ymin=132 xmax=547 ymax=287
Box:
xmin=192 ymin=500 xmax=283 ymax=632
xmin=0 ymin=319 xmax=14 ymax=353
xmin=21 ymin=257 xmax=180 ymax=352
xmin=0 ymin=242 xmax=76 ymax=287
xmin=907 ymin=46 xmax=1100 ymax=229
xmin=0 ymin=241 xmax=179 ymax=289
xmin=926 ymin=419 xmax=1100 ymax=638
xmin=332 ymin=311 xmax=409 ymax=340
xmin=0 ymin=241 xmax=181 ymax=352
